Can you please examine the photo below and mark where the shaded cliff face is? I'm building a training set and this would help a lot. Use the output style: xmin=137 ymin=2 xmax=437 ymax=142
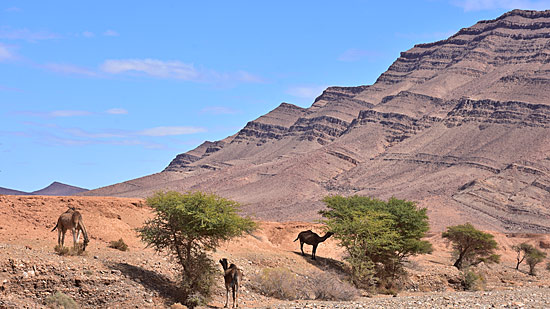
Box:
xmin=84 ymin=10 xmax=550 ymax=232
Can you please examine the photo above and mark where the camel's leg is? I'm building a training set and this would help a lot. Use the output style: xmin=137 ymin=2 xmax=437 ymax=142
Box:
xmin=57 ymin=228 xmax=62 ymax=246
xmin=234 ymin=284 xmax=239 ymax=308
xmin=61 ymin=229 xmax=66 ymax=247
xmin=300 ymin=241 xmax=305 ymax=256
xmin=76 ymin=227 xmax=81 ymax=242
xmin=72 ymin=227 xmax=77 ymax=248
xmin=224 ymin=287 xmax=229 ymax=308
xmin=312 ymin=244 xmax=318 ymax=260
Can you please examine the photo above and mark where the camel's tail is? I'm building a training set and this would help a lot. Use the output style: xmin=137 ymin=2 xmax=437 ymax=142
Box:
xmin=51 ymin=222 xmax=58 ymax=232
xmin=293 ymin=236 xmax=299 ymax=242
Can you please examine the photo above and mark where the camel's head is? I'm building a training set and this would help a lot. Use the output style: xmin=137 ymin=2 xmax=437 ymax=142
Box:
xmin=219 ymin=258 xmax=229 ymax=270
xmin=326 ymin=231 xmax=335 ymax=238
xmin=82 ymin=238 xmax=89 ymax=251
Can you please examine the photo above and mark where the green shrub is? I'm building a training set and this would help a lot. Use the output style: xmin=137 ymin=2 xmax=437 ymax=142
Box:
xmin=462 ymin=270 xmax=484 ymax=291
xmin=45 ymin=291 xmax=78 ymax=309
xmin=253 ymin=267 xmax=306 ymax=300
xmin=108 ymin=238 xmax=129 ymax=251
xmin=320 ymin=196 xmax=432 ymax=291
xmin=526 ymin=248 xmax=546 ymax=276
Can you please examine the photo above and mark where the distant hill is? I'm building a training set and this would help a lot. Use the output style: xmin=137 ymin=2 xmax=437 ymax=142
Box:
xmin=0 ymin=187 xmax=29 ymax=195
xmin=83 ymin=10 xmax=550 ymax=233
xmin=0 ymin=182 xmax=88 ymax=196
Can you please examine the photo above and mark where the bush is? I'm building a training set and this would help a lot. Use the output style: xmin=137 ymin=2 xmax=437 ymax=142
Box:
xmin=137 ymin=191 xmax=256 ymax=308
xmin=320 ymin=196 xmax=432 ymax=291
xmin=45 ymin=291 xmax=78 ymax=309
xmin=253 ymin=267 xmax=306 ymax=300
xmin=513 ymin=243 xmax=535 ymax=270
xmin=54 ymin=244 xmax=86 ymax=256
xmin=442 ymin=223 xmax=499 ymax=269
xmin=309 ymin=272 xmax=359 ymax=301
xmin=462 ymin=270 xmax=485 ymax=291
xmin=108 ymin=238 xmax=129 ymax=251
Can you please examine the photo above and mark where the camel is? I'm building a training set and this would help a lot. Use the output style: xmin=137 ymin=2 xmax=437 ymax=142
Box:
xmin=294 ymin=230 xmax=334 ymax=260
xmin=219 ymin=258 xmax=242 ymax=308
xmin=51 ymin=207 xmax=89 ymax=251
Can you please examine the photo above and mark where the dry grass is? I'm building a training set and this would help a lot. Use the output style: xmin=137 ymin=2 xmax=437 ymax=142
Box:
xmin=308 ymin=271 xmax=359 ymax=301
xmin=108 ymin=238 xmax=129 ymax=251
xmin=252 ymin=267 xmax=307 ymax=300
xmin=54 ymin=244 xmax=86 ymax=256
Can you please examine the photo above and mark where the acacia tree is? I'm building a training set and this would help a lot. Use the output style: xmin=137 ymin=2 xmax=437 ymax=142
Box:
xmin=526 ymin=247 xmax=546 ymax=276
xmin=320 ymin=196 xmax=432 ymax=291
xmin=512 ymin=242 xmax=535 ymax=270
xmin=137 ymin=191 xmax=256 ymax=307
xmin=442 ymin=223 xmax=499 ymax=269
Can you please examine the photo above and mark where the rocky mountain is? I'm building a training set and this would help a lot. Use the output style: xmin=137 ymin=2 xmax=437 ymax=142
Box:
xmin=1 ymin=182 xmax=88 ymax=196
xmin=83 ymin=10 xmax=550 ymax=232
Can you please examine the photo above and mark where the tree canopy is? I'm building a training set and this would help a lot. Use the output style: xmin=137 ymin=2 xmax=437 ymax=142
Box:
xmin=442 ymin=223 xmax=499 ymax=269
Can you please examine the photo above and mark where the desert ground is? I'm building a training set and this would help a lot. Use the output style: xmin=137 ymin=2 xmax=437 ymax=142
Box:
xmin=1 ymin=195 xmax=550 ymax=308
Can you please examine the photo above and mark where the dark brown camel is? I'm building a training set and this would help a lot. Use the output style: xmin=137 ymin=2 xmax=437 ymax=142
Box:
xmin=51 ymin=207 xmax=89 ymax=251
xmin=219 ymin=258 xmax=242 ymax=308
xmin=293 ymin=230 xmax=334 ymax=260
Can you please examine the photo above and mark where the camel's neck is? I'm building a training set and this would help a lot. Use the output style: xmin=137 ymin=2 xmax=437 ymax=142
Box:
xmin=320 ymin=233 xmax=332 ymax=242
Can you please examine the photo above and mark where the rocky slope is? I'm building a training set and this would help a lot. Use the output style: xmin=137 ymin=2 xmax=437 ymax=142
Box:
xmin=84 ymin=9 xmax=550 ymax=232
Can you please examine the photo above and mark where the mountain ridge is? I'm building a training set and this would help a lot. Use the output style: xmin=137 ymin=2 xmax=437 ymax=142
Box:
xmin=82 ymin=9 xmax=550 ymax=232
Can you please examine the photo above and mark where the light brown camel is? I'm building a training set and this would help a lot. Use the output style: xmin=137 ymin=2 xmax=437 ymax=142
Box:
xmin=51 ymin=207 xmax=89 ymax=251
xmin=219 ymin=258 xmax=242 ymax=308
xmin=294 ymin=230 xmax=334 ymax=260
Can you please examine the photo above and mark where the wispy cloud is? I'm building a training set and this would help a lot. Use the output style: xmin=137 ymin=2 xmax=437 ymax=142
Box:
xmin=138 ymin=126 xmax=206 ymax=136
xmin=0 ymin=84 xmax=24 ymax=92
xmin=106 ymin=108 xmax=128 ymax=115
xmin=82 ymin=31 xmax=95 ymax=38
xmin=451 ymin=0 xmax=550 ymax=11
xmin=0 ymin=26 xmax=59 ymax=41
xmin=42 ymin=63 xmax=98 ymax=77
xmin=338 ymin=48 xmax=384 ymax=62
xmin=103 ymin=30 xmax=119 ymax=37
xmin=286 ymin=85 xmax=327 ymax=99
xmin=0 ymin=43 xmax=15 ymax=61
xmin=100 ymin=58 xmax=263 ymax=84
xmin=200 ymin=106 xmax=239 ymax=115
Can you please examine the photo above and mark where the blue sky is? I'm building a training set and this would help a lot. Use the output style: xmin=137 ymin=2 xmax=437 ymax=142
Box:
xmin=1 ymin=1 xmax=548 ymax=192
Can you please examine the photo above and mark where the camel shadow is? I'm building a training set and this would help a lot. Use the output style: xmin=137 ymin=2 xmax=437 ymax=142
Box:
xmin=107 ymin=262 xmax=181 ymax=305
xmin=292 ymin=251 xmax=348 ymax=274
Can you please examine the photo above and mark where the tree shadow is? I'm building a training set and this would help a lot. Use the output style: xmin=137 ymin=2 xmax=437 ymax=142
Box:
xmin=107 ymin=262 xmax=181 ymax=305
xmin=292 ymin=251 xmax=348 ymax=274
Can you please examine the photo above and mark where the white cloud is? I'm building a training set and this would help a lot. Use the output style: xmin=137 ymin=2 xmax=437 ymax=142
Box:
xmin=0 ymin=26 xmax=59 ymax=41
xmin=138 ymin=126 xmax=206 ymax=136
xmin=101 ymin=59 xmax=200 ymax=80
xmin=0 ymin=43 xmax=14 ymax=61
xmin=286 ymin=85 xmax=327 ymax=99
xmin=82 ymin=31 xmax=95 ymax=38
xmin=103 ymin=30 xmax=119 ymax=37
xmin=100 ymin=58 xmax=263 ymax=84
xmin=338 ymin=49 xmax=383 ymax=62
xmin=42 ymin=63 xmax=98 ymax=77
xmin=200 ymin=106 xmax=239 ymax=115
xmin=451 ymin=0 xmax=550 ymax=11
xmin=106 ymin=108 xmax=128 ymax=115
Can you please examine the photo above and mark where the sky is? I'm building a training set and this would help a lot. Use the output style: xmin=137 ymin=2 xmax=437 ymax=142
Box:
xmin=1 ymin=1 xmax=549 ymax=192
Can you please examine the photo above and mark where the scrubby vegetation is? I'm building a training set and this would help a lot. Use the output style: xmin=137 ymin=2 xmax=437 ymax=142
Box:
xmin=442 ymin=223 xmax=499 ymax=269
xmin=108 ymin=238 xmax=129 ymax=251
xmin=461 ymin=270 xmax=485 ymax=291
xmin=54 ymin=244 xmax=86 ymax=256
xmin=252 ymin=268 xmax=359 ymax=301
xmin=137 ymin=191 xmax=256 ymax=308
xmin=45 ymin=291 xmax=78 ymax=309
xmin=513 ymin=242 xmax=535 ymax=270
xmin=526 ymin=247 xmax=546 ymax=276
xmin=320 ymin=196 xmax=433 ymax=292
